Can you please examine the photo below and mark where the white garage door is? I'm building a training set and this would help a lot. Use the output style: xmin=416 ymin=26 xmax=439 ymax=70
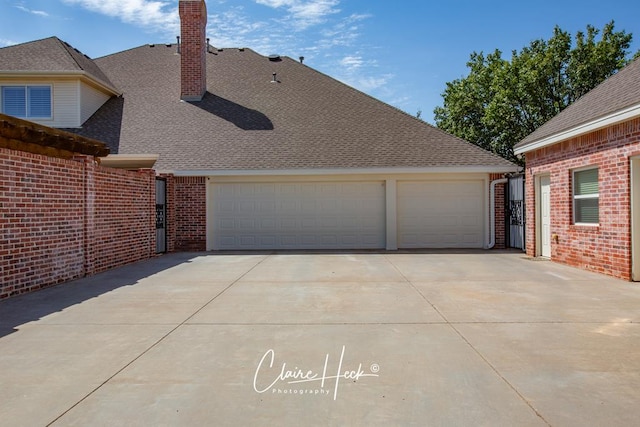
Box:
xmin=398 ymin=180 xmax=485 ymax=248
xmin=211 ymin=181 xmax=386 ymax=250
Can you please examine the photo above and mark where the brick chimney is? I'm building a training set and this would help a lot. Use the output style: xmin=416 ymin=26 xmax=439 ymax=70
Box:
xmin=179 ymin=0 xmax=207 ymax=101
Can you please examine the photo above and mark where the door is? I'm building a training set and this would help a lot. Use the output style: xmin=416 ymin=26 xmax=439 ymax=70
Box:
xmin=210 ymin=181 xmax=386 ymax=250
xmin=632 ymin=158 xmax=640 ymax=281
xmin=397 ymin=180 xmax=485 ymax=248
xmin=539 ymin=175 xmax=551 ymax=257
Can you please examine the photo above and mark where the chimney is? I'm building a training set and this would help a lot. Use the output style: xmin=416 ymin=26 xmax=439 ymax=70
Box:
xmin=179 ymin=0 xmax=207 ymax=101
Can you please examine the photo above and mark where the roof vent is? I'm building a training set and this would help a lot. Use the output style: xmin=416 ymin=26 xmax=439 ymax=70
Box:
xmin=149 ymin=44 xmax=155 ymax=48
xmin=299 ymin=56 xmax=304 ymax=64
xmin=206 ymin=38 xmax=210 ymax=53
xmin=268 ymin=54 xmax=281 ymax=62
xmin=239 ymin=48 xmax=245 ymax=52
xmin=271 ymin=72 xmax=278 ymax=83
xmin=217 ymin=48 xmax=224 ymax=52
xmin=176 ymin=36 xmax=181 ymax=53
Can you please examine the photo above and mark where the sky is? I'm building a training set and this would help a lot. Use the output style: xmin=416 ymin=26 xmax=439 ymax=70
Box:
xmin=2 ymin=0 xmax=640 ymax=123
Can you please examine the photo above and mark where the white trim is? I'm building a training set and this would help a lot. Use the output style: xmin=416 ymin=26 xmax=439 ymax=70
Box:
xmin=572 ymin=166 xmax=599 ymax=225
xmin=166 ymin=166 xmax=519 ymax=177
xmin=514 ymin=103 xmax=640 ymax=155
xmin=536 ymin=174 xmax=552 ymax=258
xmin=385 ymin=179 xmax=398 ymax=250
xmin=100 ymin=154 xmax=159 ymax=169
xmin=1 ymin=83 xmax=53 ymax=120
xmin=0 ymin=71 xmax=120 ymax=96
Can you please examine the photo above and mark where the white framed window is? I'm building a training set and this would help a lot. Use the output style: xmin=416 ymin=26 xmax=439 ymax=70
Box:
xmin=573 ymin=167 xmax=599 ymax=225
xmin=1 ymin=85 xmax=52 ymax=119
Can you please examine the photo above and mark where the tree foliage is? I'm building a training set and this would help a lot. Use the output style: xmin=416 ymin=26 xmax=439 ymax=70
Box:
xmin=434 ymin=21 xmax=634 ymax=163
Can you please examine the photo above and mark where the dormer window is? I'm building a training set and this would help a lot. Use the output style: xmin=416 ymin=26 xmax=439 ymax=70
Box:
xmin=1 ymin=85 xmax=52 ymax=119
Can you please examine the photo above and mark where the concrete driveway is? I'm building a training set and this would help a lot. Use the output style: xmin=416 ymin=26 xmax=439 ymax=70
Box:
xmin=0 ymin=251 xmax=639 ymax=426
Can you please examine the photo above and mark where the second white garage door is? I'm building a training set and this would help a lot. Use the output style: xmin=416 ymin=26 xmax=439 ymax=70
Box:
xmin=397 ymin=180 xmax=485 ymax=248
xmin=211 ymin=181 xmax=386 ymax=250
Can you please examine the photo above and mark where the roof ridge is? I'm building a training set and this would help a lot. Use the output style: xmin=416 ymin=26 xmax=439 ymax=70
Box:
xmin=54 ymin=37 xmax=86 ymax=72
xmin=0 ymin=36 xmax=57 ymax=50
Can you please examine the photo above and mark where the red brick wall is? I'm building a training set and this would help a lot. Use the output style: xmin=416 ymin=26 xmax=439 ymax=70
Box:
xmin=523 ymin=117 xmax=640 ymax=280
xmin=173 ymin=176 xmax=207 ymax=251
xmin=89 ymin=166 xmax=156 ymax=273
xmin=179 ymin=0 xmax=207 ymax=100
xmin=0 ymin=148 xmax=157 ymax=299
xmin=1 ymin=149 xmax=85 ymax=297
xmin=490 ymin=173 xmax=506 ymax=249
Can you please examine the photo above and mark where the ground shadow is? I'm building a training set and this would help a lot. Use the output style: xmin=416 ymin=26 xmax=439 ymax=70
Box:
xmin=0 ymin=253 xmax=199 ymax=338
xmin=188 ymin=92 xmax=274 ymax=130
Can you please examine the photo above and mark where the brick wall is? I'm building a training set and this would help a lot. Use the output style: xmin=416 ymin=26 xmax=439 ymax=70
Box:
xmin=490 ymin=173 xmax=506 ymax=249
xmin=89 ymin=165 xmax=156 ymax=273
xmin=0 ymin=148 xmax=157 ymax=299
xmin=523 ymin=117 xmax=640 ymax=280
xmin=173 ymin=176 xmax=207 ymax=251
xmin=179 ymin=0 xmax=207 ymax=101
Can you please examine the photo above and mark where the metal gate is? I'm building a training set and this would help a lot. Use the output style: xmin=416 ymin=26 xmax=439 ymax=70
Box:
xmin=506 ymin=174 xmax=525 ymax=250
xmin=155 ymin=178 xmax=167 ymax=253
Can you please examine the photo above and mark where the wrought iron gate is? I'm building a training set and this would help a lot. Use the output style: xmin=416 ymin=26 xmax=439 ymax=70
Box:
xmin=506 ymin=174 xmax=525 ymax=250
xmin=155 ymin=178 xmax=167 ymax=253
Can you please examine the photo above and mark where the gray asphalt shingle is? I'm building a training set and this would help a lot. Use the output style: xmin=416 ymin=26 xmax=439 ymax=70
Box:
xmin=516 ymin=57 xmax=640 ymax=150
xmin=0 ymin=37 xmax=117 ymax=92
xmin=2 ymin=38 xmax=516 ymax=172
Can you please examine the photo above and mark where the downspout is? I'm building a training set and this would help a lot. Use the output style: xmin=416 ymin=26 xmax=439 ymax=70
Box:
xmin=487 ymin=178 xmax=508 ymax=249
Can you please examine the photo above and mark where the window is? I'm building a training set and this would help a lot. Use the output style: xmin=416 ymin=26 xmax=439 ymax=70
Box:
xmin=573 ymin=167 xmax=599 ymax=224
xmin=1 ymin=85 xmax=51 ymax=118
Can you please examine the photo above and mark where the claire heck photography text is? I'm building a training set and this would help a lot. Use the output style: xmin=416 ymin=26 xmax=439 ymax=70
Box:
xmin=253 ymin=346 xmax=380 ymax=401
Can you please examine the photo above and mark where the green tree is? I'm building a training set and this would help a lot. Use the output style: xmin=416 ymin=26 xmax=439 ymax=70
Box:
xmin=434 ymin=21 xmax=634 ymax=163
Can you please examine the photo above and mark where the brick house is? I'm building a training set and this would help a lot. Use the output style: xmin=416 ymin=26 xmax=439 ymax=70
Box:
xmin=514 ymin=57 xmax=640 ymax=280
xmin=1 ymin=0 xmax=517 ymax=254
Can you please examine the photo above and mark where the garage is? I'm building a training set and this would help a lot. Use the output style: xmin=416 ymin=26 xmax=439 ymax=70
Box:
xmin=210 ymin=181 xmax=386 ymax=250
xmin=397 ymin=180 xmax=485 ymax=248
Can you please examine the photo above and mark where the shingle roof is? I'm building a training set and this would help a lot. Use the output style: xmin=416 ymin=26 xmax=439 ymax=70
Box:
xmin=78 ymin=44 xmax=516 ymax=172
xmin=0 ymin=37 xmax=117 ymax=93
xmin=515 ymin=56 xmax=640 ymax=150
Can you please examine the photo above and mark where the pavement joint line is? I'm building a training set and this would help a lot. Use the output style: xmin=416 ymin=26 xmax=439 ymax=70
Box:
xmin=382 ymin=254 xmax=553 ymax=427
xmin=46 ymin=254 xmax=271 ymax=427
xmin=19 ymin=320 xmax=637 ymax=327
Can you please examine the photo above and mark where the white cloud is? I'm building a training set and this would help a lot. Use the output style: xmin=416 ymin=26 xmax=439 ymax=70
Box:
xmin=354 ymin=74 xmax=393 ymax=92
xmin=0 ymin=38 xmax=19 ymax=47
xmin=15 ymin=5 xmax=49 ymax=17
xmin=57 ymin=0 xmax=405 ymax=112
xmin=61 ymin=0 xmax=179 ymax=34
xmin=255 ymin=0 xmax=339 ymax=29
xmin=255 ymin=0 xmax=295 ymax=7
xmin=339 ymin=55 xmax=363 ymax=71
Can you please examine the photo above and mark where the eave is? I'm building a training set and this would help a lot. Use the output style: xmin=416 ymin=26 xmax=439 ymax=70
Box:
xmin=100 ymin=154 xmax=159 ymax=170
xmin=514 ymin=103 xmax=640 ymax=155
xmin=0 ymin=70 xmax=120 ymax=96
xmin=165 ymin=165 xmax=520 ymax=177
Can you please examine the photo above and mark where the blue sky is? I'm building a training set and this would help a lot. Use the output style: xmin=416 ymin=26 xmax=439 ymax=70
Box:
xmin=2 ymin=0 xmax=639 ymax=122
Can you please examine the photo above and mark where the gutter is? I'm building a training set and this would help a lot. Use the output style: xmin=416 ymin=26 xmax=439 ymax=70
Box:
xmin=0 ymin=70 xmax=121 ymax=96
xmin=487 ymin=178 xmax=508 ymax=249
